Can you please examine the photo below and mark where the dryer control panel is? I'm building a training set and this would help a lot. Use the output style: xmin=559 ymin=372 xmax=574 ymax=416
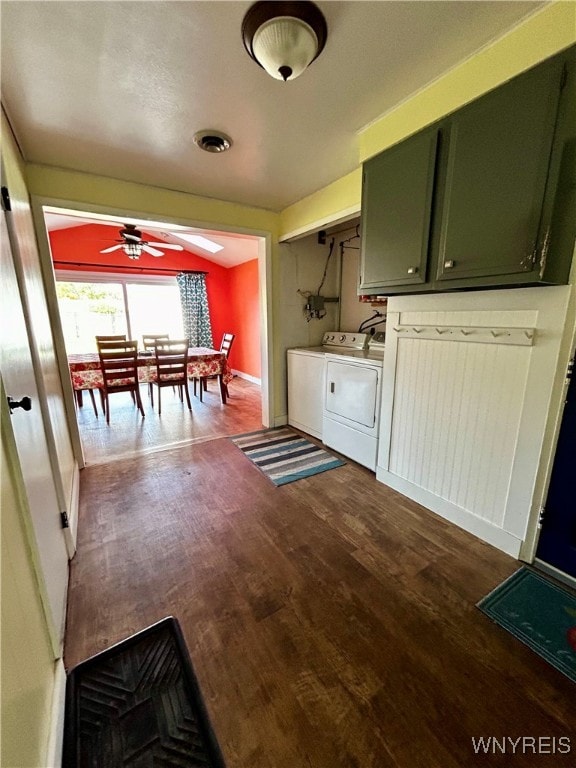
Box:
xmin=322 ymin=332 xmax=368 ymax=349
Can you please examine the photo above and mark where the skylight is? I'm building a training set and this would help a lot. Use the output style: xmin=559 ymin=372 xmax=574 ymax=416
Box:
xmin=175 ymin=234 xmax=224 ymax=253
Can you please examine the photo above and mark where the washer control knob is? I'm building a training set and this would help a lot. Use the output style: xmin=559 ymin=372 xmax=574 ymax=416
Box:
xmin=339 ymin=335 xmax=346 ymax=342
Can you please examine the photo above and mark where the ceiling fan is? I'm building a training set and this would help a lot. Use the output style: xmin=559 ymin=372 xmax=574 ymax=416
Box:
xmin=99 ymin=224 xmax=184 ymax=259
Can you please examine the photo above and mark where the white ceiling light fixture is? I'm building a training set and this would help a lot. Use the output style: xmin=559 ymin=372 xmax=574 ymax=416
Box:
xmin=242 ymin=1 xmax=327 ymax=82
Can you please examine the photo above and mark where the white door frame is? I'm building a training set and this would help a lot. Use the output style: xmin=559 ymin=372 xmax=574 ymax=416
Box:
xmin=30 ymin=195 xmax=274 ymax=465
xmin=519 ymin=279 xmax=576 ymax=563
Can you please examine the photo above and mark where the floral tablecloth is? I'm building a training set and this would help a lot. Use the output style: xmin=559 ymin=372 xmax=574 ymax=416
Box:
xmin=68 ymin=348 xmax=232 ymax=391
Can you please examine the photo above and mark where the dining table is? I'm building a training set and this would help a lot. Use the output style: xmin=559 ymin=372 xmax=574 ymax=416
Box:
xmin=69 ymin=347 xmax=232 ymax=405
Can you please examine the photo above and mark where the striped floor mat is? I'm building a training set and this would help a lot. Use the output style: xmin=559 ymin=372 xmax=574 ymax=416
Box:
xmin=230 ymin=427 xmax=345 ymax=486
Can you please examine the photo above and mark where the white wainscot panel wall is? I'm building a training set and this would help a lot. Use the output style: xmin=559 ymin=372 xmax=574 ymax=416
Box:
xmin=377 ymin=287 xmax=570 ymax=557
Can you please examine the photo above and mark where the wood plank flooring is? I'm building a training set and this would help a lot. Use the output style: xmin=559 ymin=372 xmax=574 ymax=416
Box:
xmin=66 ymin=438 xmax=576 ymax=767
xmin=75 ymin=377 xmax=263 ymax=464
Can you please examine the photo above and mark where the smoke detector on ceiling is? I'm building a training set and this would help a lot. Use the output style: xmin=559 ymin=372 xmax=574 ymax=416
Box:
xmin=193 ymin=131 xmax=232 ymax=153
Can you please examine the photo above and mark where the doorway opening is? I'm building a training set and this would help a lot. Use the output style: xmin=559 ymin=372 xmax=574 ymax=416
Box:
xmin=34 ymin=203 xmax=272 ymax=466
xmin=535 ymin=350 xmax=576 ymax=586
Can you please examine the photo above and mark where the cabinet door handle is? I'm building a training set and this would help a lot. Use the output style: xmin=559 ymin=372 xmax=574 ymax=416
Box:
xmin=443 ymin=259 xmax=455 ymax=269
xmin=329 ymin=382 xmax=335 ymax=393
xmin=407 ymin=266 xmax=419 ymax=275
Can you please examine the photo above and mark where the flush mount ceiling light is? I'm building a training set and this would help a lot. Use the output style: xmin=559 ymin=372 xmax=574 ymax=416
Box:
xmin=242 ymin=1 xmax=327 ymax=82
xmin=193 ymin=131 xmax=232 ymax=153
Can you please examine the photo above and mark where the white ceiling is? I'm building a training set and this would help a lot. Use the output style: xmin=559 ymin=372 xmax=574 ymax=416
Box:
xmin=2 ymin=1 xmax=545 ymax=212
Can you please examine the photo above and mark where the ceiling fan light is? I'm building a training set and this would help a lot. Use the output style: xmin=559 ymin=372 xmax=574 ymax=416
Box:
xmin=242 ymin=1 xmax=327 ymax=82
xmin=123 ymin=242 xmax=142 ymax=259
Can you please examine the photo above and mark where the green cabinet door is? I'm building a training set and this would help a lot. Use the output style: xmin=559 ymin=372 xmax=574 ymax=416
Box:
xmin=535 ymin=55 xmax=576 ymax=285
xmin=435 ymin=59 xmax=564 ymax=284
xmin=360 ymin=128 xmax=439 ymax=289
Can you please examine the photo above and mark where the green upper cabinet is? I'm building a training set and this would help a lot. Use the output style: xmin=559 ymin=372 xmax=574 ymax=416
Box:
xmin=359 ymin=128 xmax=438 ymax=289
xmin=434 ymin=58 xmax=564 ymax=285
xmin=359 ymin=46 xmax=575 ymax=295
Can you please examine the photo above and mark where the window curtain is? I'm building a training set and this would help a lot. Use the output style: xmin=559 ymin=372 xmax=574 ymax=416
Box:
xmin=176 ymin=272 xmax=214 ymax=348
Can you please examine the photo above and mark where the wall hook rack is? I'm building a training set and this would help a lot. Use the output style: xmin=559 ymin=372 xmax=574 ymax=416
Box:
xmin=392 ymin=324 xmax=536 ymax=347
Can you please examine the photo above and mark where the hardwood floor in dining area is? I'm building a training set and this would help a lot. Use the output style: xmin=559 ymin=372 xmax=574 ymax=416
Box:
xmin=76 ymin=376 xmax=263 ymax=464
xmin=66 ymin=437 xmax=576 ymax=768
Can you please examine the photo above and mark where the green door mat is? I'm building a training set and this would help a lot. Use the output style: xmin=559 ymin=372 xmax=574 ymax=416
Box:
xmin=477 ymin=568 xmax=576 ymax=683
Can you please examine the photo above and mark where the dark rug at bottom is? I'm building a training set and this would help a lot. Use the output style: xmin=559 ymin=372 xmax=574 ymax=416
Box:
xmin=63 ymin=617 xmax=226 ymax=767
xmin=477 ymin=567 xmax=576 ymax=683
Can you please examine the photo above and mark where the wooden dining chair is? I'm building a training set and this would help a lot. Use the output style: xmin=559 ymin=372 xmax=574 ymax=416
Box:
xmin=141 ymin=334 xmax=170 ymax=398
xmin=195 ymin=332 xmax=235 ymax=400
xmin=95 ymin=334 xmax=127 ymax=347
xmin=98 ymin=339 xmax=145 ymax=424
xmin=72 ymin=369 xmax=104 ymax=417
xmin=151 ymin=339 xmax=192 ymax=415
xmin=142 ymin=334 xmax=169 ymax=351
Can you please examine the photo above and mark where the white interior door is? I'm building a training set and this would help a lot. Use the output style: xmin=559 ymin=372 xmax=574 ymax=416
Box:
xmin=1 ymin=210 xmax=69 ymax=653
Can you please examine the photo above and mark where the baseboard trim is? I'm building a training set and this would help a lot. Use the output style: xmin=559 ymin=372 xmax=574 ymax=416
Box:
xmin=376 ymin=468 xmax=522 ymax=557
xmin=64 ymin=462 xmax=80 ymax=557
xmin=231 ymin=369 xmax=261 ymax=385
xmin=46 ymin=659 xmax=66 ymax=768
xmin=533 ymin=559 xmax=576 ymax=590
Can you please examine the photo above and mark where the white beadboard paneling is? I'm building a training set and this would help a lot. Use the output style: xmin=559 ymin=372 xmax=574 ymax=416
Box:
xmin=389 ymin=336 xmax=530 ymax=525
xmin=378 ymin=286 xmax=571 ymax=555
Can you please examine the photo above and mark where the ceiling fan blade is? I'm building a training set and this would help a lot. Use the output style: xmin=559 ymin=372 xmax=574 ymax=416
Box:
xmin=142 ymin=245 xmax=165 ymax=257
xmin=100 ymin=245 xmax=123 ymax=253
xmin=146 ymin=242 xmax=184 ymax=250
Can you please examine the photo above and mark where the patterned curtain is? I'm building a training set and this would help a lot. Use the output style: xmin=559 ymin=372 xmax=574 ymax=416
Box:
xmin=176 ymin=272 xmax=214 ymax=348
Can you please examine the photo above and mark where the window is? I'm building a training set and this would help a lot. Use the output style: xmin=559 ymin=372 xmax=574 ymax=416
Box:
xmin=125 ymin=283 xmax=184 ymax=344
xmin=56 ymin=273 xmax=184 ymax=353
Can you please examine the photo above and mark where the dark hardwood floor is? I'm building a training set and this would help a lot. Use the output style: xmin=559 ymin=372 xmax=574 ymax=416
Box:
xmin=66 ymin=437 xmax=575 ymax=767
xmin=75 ymin=377 xmax=263 ymax=464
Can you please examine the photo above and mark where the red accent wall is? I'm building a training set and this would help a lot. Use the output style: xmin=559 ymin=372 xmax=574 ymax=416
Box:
xmin=228 ymin=259 xmax=261 ymax=379
xmin=49 ymin=224 xmax=260 ymax=378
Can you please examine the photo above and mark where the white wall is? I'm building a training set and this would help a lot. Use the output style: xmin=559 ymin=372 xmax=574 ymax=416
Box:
xmin=337 ymin=224 xmax=388 ymax=335
xmin=278 ymin=235 xmax=339 ymax=351
xmin=279 ymin=223 xmax=388 ymax=341
xmin=276 ymin=223 xmax=390 ymax=423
